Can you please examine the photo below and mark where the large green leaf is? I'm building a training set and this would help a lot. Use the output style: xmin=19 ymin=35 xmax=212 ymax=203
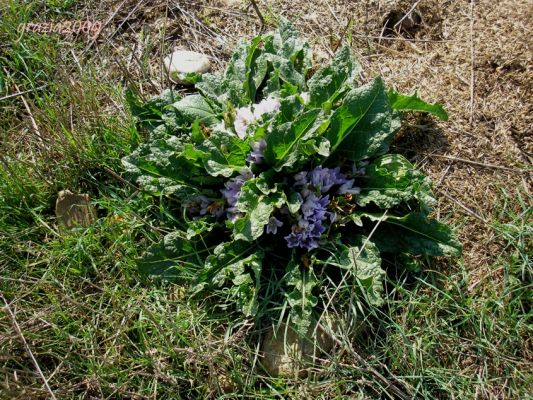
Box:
xmin=172 ymin=94 xmax=220 ymax=126
xmin=210 ymin=251 xmax=264 ymax=317
xmin=244 ymin=35 xmax=270 ymax=103
xmin=122 ymin=136 xmax=221 ymax=196
xmin=263 ymin=19 xmax=311 ymax=93
xmin=233 ymin=178 xmax=285 ymax=241
xmin=263 ymin=108 xmax=321 ymax=169
xmin=328 ymin=237 xmax=385 ymax=306
xmin=357 ymin=154 xmax=436 ymax=210
xmin=284 ymin=259 xmax=319 ymax=335
xmin=126 ymin=88 xmax=182 ymax=132
xmin=196 ymin=73 xmax=245 ymax=109
xmin=327 ymin=77 xmax=401 ymax=161
xmin=199 ymin=131 xmax=250 ymax=178
xmin=360 ymin=212 xmax=462 ymax=256
xmin=387 ymin=89 xmax=448 ymax=121
xmin=137 ymin=231 xmax=199 ymax=280
xmin=306 ymin=46 xmax=361 ymax=108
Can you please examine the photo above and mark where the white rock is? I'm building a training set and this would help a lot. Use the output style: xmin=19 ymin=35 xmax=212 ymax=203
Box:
xmin=163 ymin=50 xmax=211 ymax=83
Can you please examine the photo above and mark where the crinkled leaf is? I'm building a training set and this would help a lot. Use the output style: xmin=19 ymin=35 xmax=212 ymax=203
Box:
xmin=196 ymin=73 xmax=244 ymax=109
xmin=327 ymin=77 xmax=401 ymax=161
xmin=210 ymin=251 xmax=264 ymax=316
xmin=186 ymin=219 xmax=216 ymax=240
xmin=263 ymin=19 xmax=311 ymax=93
xmin=328 ymin=238 xmax=385 ymax=306
xmin=264 ymin=108 xmax=321 ymax=169
xmin=126 ymin=88 xmax=182 ymax=132
xmin=387 ymin=89 xmax=448 ymax=121
xmin=285 ymin=260 xmax=318 ymax=336
xmin=359 ymin=212 xmax=462 ymax=256
xmin=357 ymin=154 xmax=436 ymax=210
xmin=286 ymin=190 xmax=302 ymax=214
xmin=137 ymin=231 xmax=198 ymax=280
xmin=307 ymin=46 xmax=361 ymax=108
xmin=200 ymin=131 xmax=250 ymax=177
xmin=233 ymin=179 xmax=285 ymax=241
xmin=172 ymin=94 xmax=220 ymax=126
xmin=122 ymin=136 xmax=221 ymax=196
xmin=244 ymin=35 xmax=270 ymax=103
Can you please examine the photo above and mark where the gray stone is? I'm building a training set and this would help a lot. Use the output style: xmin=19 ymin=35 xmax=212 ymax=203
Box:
xmin=55 ymin=190 xmax=96 ymax=230
xmin=261 ymin=318 xmax=337 ymax=378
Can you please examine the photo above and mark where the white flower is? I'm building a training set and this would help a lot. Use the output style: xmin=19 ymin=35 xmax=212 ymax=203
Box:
xmin=253 ymin=97 xmax=280 ymax=119
xmin=337 ymin=179 xmax=361 ymax=195
xmin=234 ymin=106 xmax=254 ymax=139
xmin=213 ymin=121 xmax=226 ymax=131
xmin=300 ymin=92 xmax=310 ymax=104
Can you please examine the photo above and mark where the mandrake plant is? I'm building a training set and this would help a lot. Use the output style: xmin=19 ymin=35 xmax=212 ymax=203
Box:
xmin=123 ymin=20 xmax=461 ymax=334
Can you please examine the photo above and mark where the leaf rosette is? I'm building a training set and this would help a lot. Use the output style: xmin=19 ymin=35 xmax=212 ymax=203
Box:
xmin=123 ymin=20 xmax=459 ymax=334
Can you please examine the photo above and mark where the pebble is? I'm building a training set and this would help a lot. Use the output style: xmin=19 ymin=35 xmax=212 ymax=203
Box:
xmin=163 ymin=50 xmax=211 ymax=83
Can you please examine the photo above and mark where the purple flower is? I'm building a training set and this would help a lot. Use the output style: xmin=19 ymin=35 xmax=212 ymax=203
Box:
xmin=308 ymin=166 xmax=347 ymax=193
xmin=266 ymin=216 xmax=283 ymax=234
xmin=284 ymin=192 xmax=331 ymax=250
xmin=221 ymin=169 xmax=253 ymax=220
xmin=285 ymin=218 xmax=325 ymax=250
xmin=293 ymin=166 xmax=350 ymax=194
xmin=246 ymin=139 xmax=267 ymax=165
xmin=283 ymin=166 xmax=354 ymax=250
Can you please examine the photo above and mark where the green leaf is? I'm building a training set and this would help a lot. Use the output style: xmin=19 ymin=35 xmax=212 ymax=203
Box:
xmin=126 ymin=88 xmax=182 ymax=132
xmin=122 ymin=135 xmax=221 ymax=196
xmin=264 ymin=108 xmax=321 ymax=169
xmin=307 ymin=46 xmax=361 ymax=108
xmin=328 ymin=237 xmax=385 ymax=306
xmin=263 ymin=19 xmax=311 ymax=92
xmin=285 ymin=260 xmax=318 ymax=335
xmin=357 ymin=154 xmax=436 ymax=210
xmin=200 ymin=131 xmax=250 ymax=177
xmin=210 ymin=251 xmax=264 ymax=317
xmin=191 ymin=241 xmax=263 ymax=316
xmin=244 ymin=35 xmax=269 ymax=103
xmin=137 ymin=232 xmax=198 ymax=280
xmin=387 ymin=89 xmax=448 ymax=121
xmin=172 ymin=94 xmax=220 ymax=126
xmin=327 ymin=77 xmax=401 ymax=161
xmin=233 ymin=179 xmax=285 ymax=241
xmin=286 ymin=190 xmax=302 ymax=214
xmin=185 ymin=219 xmax=216 ymax=240
xmin=359 ymin=212 xmax=462 ymax=256
xmin=196 ymin=73 xmax=244 ymax=109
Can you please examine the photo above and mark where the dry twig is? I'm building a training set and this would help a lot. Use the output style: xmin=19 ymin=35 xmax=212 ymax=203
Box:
xmin=249 ymin=0 xmax=265 ymax=31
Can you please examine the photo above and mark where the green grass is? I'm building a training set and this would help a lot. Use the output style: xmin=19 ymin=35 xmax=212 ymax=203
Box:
xmin=1 ymin=1 xmax=532 ymax=399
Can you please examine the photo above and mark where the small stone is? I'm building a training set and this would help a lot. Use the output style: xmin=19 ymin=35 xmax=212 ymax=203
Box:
xmin=163 ymin=50 xmax=211 ymax=84
xmin=55 ymin=190 xmax=96 ymax=230
xmin=261 ymin=318 xmax=338 ymax=378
